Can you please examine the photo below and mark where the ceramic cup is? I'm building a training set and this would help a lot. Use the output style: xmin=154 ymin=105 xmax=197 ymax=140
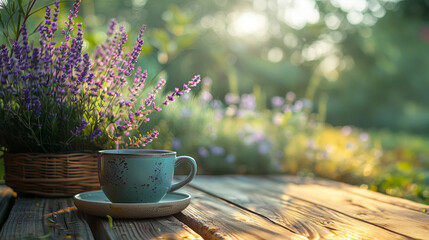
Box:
xmin=98 ymin=149 xmax=197 ymax=203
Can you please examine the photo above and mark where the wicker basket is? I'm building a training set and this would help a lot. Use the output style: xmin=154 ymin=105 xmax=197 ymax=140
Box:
xmin=3 ymin=152 xmax=100 ymax=197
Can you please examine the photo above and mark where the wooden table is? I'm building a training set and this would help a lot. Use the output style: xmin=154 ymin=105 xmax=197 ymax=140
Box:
xmin=0 ymin=175 xmax=429 ymax=239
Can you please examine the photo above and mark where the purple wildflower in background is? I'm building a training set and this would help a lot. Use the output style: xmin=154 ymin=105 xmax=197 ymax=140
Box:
xmin=171 ymin=138 xmax=181 ymax=150
xmin=271 ymin=96 xmax=284 ymax=107
xmin=210 ymin=100 xmax=222 ymax=109
xmin=225 ymin=93 xmax=240 ymax=105
xmin=286 ymin=91 xmax=296 ymax=102
xmin=240 ymin=94 xmax=256 ymax=110
xmin=210 ymin=146 xmax=225 ymax=155
xmin=225 ymin=154 xmax=235 ymax=163
xmin=341 ymin=126 xmax=352 ymax=136
xmin=198 ymin=147 xmax=209 ymax=158
xmin=200 ymin=91 xmax=212 ymax=103
xmin=360 ymin=133 xmax=370 ymax=142
xmin=181 ymin=108 xmax=192 ymax=118
xmin=71 ymin=120 xmax=88 ymax=136
xmin=258 ymin=142 xmax=271 ymax=155
xmin=293 ymin=100 xmax=303 ymax=111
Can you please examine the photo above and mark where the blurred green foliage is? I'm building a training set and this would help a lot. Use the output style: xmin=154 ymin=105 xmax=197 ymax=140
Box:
xmin=141 ymin=84 xmax=429 ymax=204
xmin=75 ymin=0 xmax=429 ymax=133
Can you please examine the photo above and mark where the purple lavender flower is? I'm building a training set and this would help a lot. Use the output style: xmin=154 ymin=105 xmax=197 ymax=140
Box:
xmin=124 ymin=25 xmax=145 ymax=76
xmin=71 ymin=120 xmax=88 ymax=136
xmin=21 ymin=88 xmax=31 ymax=104
xmin=50 ymin=1 xmax=60 ymax=38
xmin=44 ymin=6 xmax=52 ymax=26
xmin=68 ymin=23 xmax=84 ymax=67
xmin=0 ymin=0 xmax=200 ymax=153
xmin=30 ymin=96 xmax=42 ymax=116
xmin=77 ymin=53 xmax=91 ymax=84
xmin=174 ymin=88 xmax=183 ymax=96
xmin=152 ymin=102 xmax=162 ymax=111
xmin=63 ymin=0 xmax=80 ymax=40
xmin=90 ymin=128 xmax=102 ymax=140
xmin=187 ymin=75 xmax=201 ymax=88
xmin=107 ymin=19 xmax=117 ymax=36
xmin=167 ymin=93 xmax=175 ymax=102
xmin=19 ymin=25 xmax=30 ymax=70
xmin=163 ymin=76 xmax=200 ymax=105
xmin=140 ymin=130 xmax=159 ymax=147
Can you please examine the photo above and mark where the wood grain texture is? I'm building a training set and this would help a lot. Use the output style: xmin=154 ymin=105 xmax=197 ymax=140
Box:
xmin=0 ymin=198 xmax=93 ymax=240
xmin=189 ymin=176 xmax=426 ymax=240
xmin=261 ymin=175 xmax=429 ymax=239
xmin=0 ymin=184 xmax=14 ymax=229
xmin=176 ymin=187 xmax=309 ymax=240
xmin=269 ymin=175 xmax=429 ymax=213
xmin=88 ymin=215 xmax=202 ymax=240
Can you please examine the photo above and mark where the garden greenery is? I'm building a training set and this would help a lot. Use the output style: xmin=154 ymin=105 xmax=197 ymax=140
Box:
xmin=0 ymin=0 xmax=200 ymax=153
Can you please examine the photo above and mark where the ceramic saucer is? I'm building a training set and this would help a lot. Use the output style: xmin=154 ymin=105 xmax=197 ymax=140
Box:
xmin=73 ymin=190 xmax=191 ymax=219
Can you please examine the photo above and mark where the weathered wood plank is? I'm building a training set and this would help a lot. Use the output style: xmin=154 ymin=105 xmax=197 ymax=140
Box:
xmin=269 ymin=175 xmax=429 ymax=213
xmin=190 ymin=176 xmax=424 ymax=240
xmin=87 ymin=215 xmax=202 ymax=240
xmin=0 ymin=184 xmax=14 ymax=229
xmin=0 ymin=197 xmax=94 ymax=240
xmin=176 ymin=187 xmax=311 ymax=240
xmin=261 ymin=175 xmax=429 ymax=239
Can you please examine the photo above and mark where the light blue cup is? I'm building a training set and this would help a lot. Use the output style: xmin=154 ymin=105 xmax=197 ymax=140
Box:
xmin=98 ymin=149 xmax=197 ymax=203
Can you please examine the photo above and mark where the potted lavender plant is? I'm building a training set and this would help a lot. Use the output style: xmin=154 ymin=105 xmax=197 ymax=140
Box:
xmin=0 ymin=0 xmax=200 ymax=196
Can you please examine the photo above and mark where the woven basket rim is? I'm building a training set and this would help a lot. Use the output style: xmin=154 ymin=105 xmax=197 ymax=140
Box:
xmin=3 ymin=151 xmax=100 ymax=197
xmin=4 ymin=151 xmax=98 ymax=156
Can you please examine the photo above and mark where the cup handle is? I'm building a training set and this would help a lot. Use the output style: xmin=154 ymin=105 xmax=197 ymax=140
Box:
xmin=169 ymin=156 xmax=197 ymax=192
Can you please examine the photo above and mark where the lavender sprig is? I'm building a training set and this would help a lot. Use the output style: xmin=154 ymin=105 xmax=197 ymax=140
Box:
xmin=0 ymin=0 xmax=200 ymax=153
